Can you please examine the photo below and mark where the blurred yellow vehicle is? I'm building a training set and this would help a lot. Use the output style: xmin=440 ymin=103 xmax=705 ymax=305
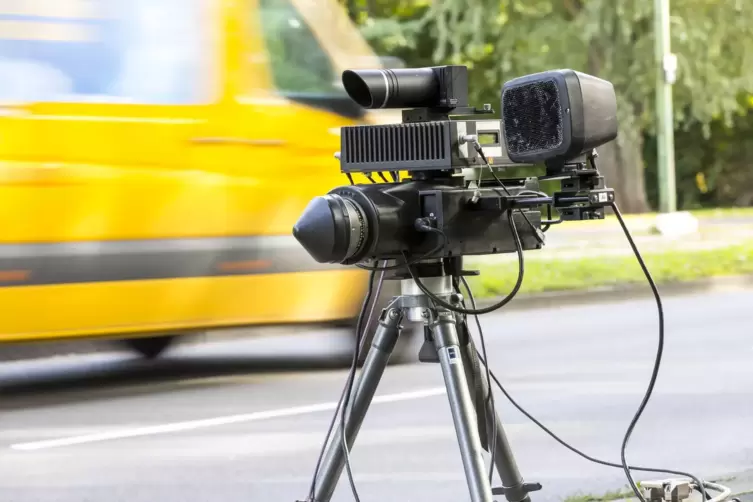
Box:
xmin=0 ymin=0 xmax=411 ymax=360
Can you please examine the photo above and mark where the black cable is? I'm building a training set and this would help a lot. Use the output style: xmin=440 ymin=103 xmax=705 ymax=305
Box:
xmin=608 ymin=201 xmax=698 ymax=502
xmin=477 ymin=354 xmax=706 ymax=502
xmin=356 ymin=227 xmax=446 ymax=272
xmin=454 ymin=200 xmax=706 ymax=502
xmin=307 ymin=268 xmax=380 ymax=501
xmin=307 ymin=368 xmax=351 ymax=499
xmin=541 ymin=204 xmax=553 ymax=232
xmin=346 ymin=173 xmax=355 ymax=185
xmin=340 ymin=268 xmax=384 ymax=502
xmin=406 ymin=210 xmax=524 ymax=316
xmin=541 ymin=204 xmax=562 ymax=231
xmin=480 ymin=352 xmax=708 ymax=490
xmin=459 ymin=276 xmax=497 ymax=484
xmin=475 ymin=143 xmax=543 ymax=245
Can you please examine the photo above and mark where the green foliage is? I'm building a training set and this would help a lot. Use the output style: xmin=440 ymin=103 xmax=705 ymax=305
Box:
xmin=354 ymin=0 xmax=753 ymax=133
xmin=342 ymin=0 xmax=753 ymax=210
xmin=645 ymin=107 xmax=753 ymax=208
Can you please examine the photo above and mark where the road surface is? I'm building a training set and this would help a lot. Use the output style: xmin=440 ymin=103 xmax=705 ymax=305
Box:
xmin=2 ymin=289 xmax=753 ymax=502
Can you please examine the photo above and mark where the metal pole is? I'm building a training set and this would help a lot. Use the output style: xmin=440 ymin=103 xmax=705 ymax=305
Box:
xmin=655 ymin=0 xmax=677 ymax=213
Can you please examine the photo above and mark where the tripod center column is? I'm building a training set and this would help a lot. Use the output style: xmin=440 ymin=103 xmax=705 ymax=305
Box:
xmin=400 ymin=275 xmax=453 ymax=322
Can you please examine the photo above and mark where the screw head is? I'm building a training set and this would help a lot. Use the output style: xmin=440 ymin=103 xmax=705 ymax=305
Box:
xmin=389 ymin=309 xmax=399 ymax=319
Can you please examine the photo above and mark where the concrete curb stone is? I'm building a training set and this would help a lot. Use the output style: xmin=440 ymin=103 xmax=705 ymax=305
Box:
xmin=477 ymin=274 xmax=753 ymax=311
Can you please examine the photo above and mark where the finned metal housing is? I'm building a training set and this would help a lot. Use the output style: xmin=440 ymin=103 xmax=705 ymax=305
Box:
xmin=338 ymin=119 xmax=517 ymax=174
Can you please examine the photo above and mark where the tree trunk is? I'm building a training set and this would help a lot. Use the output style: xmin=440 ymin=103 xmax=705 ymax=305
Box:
xmin=586 ymin=37 xmax=650 ymax=214
xmin=597 ymin=128 xmax=651 ymax=214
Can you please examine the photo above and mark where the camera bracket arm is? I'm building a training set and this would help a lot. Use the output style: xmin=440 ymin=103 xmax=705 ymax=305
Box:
xmin=552 ymin=170 xmax=615 ymax=221
xmin=503 ymin=149 xmax=616 ymax=222
xmin=495 ymin=171 xmax=615 ymax=222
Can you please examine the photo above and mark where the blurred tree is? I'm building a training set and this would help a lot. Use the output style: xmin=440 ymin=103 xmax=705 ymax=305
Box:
xmin=645 ymin=101 xmax=753 ymax=209
xmin=344 ymin=0 xmax=753 ymax=213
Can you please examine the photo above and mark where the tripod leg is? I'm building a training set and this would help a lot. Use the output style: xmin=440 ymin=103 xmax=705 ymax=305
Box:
xmin=311 ymin=307 xmax=403 ymax=502
xmin=431 ymin=311 xmax=494 ymax=502
xmin=459 ymin=335 xmax=538 ymax=502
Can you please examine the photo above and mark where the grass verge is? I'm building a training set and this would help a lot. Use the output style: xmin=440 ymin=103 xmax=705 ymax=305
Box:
xmin=564 ymin=488 xmax=635 ymax=502
xmin=467 ymin=240 xmax=753 ymax=298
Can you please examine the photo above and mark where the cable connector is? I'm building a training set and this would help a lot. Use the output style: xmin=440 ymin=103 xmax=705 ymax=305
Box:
xmin=460 ymin=134 xmax=478 ymax=145
xmin=460 ymin=134 xmax=487 ymax=204
xmin=414 ymin=217 xmax=437 ymax=232
xmin=642 ymin=479 xmax=692 ymax=502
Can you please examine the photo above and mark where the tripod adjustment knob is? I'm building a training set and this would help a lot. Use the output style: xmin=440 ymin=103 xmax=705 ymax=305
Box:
xmin=461 ymin=269 xmax=481 ymax=276
xmin=492 ymin=482 xmax=543 ymax=497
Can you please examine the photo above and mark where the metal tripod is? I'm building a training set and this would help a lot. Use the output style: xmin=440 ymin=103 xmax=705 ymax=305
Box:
xmin=303 ymin=274 xmax=541 ymax=502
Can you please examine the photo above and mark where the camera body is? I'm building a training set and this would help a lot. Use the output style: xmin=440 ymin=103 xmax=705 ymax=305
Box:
xmin=298 ymin=177 xmax=543 ymax=265
xmin=293 ymin=65 xmax=619 ymax=266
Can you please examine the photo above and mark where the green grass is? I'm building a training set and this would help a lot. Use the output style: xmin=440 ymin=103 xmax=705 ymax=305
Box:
xmin=467 ymin=240 xmax=753 ymax=298
xmin=564 ymin=488 xmax=635 ymax=502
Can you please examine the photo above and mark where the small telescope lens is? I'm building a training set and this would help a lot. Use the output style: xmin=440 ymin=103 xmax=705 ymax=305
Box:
xmin=342 ymin=70 xmax=377 ymax=108
xmin=342 ymin=68 xmax=439 ymax=109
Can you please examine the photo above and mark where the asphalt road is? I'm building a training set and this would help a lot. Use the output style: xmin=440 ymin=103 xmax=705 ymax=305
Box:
xmin=2 ymin=289 xmax=753 ymax=502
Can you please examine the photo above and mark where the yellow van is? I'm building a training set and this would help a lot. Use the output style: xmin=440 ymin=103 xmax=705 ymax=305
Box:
xmin=0 ymin=0 xmax=414 ymax=360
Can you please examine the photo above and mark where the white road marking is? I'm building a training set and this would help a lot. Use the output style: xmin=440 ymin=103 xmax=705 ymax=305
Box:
xmin=10 ymin=387 xmax=447 ymax=451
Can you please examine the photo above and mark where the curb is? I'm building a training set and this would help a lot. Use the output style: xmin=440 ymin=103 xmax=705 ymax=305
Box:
xmin=476 ymin=274 xmax=753 ymax=311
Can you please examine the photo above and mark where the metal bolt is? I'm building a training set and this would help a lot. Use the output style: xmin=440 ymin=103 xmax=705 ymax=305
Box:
xmin=421 ymin=310 xmax=429 ymax=318
xmin=389 ymin=309 xmax=399 ymax=319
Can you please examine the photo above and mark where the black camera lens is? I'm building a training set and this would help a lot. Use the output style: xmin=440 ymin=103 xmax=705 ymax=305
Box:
xmin=342 ymin=68 xmax=439 ymax=109
xmin=293 ymin=183 xmax=427 ymax=265
xmin=292 ymin=194 xmax=368 ymax=264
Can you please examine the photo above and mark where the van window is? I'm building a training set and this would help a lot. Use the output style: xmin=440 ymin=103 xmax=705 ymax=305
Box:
xmin=258 ymin=0 xmax=342 ymax=97
xmin=0 ymin=0 xmax=215 ymax=104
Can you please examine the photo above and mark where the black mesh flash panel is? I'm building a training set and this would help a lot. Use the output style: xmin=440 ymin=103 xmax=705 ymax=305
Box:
xmin=502 ymin=79 xmax=564 ymax=157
